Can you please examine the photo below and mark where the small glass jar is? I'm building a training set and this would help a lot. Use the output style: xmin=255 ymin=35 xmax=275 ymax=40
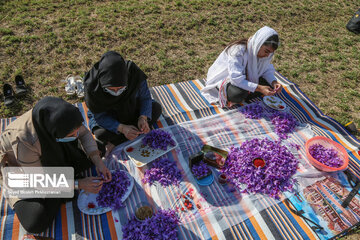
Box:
xmin=135 ymin=202 xmax=153 ymax=221
xmin=218 ymin=173 xmax=227 ymax=185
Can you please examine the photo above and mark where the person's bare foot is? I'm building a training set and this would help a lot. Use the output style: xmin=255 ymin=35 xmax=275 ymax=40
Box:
xmin=104 ymin=142 xmax=115 ymax=158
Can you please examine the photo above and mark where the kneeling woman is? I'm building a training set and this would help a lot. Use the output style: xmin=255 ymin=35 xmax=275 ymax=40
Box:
xmin=0 ymin=97 xmax=111 ymax=233
xmin=201 ymin=26 xmax=282 ymax=108
xmin=84 ymin=51 xmax=162 ymax=155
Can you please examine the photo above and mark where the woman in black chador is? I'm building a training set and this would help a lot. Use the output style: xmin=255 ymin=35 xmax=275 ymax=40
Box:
xmin=84 ymin=51 xmax=162 ymax=156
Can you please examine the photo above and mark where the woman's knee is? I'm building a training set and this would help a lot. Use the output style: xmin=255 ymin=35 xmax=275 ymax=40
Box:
xmin=14 ymin=199 xmax=57 ymax=233
xmin=152 ymin=101 xmax=162 ymax=118
xmin=93 ymin=127 xmax=112 ymax=143
xmin=23 ymin=218 xmax=51 ymax=233
xmin=226 ymin=84 xmax=249 ymax=103
xmin=151 ymin=101 xmax=162 ymax=121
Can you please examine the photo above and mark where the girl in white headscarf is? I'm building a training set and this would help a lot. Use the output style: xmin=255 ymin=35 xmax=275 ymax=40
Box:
xmin=201 ymin=26 xmax=282 ymax=108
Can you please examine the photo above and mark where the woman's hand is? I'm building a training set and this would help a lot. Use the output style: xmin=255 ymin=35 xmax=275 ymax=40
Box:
xmin=255 ymin=85 xmax=276 ymax=96
xmin=78 ymin=177 xmax=103 ymax=194
xmin=90 ymin=153 xmax=112 ymax=182
xmin=271 ymin=81 xmax=282 ymax=94
xmin=137 ymin=115 xmax=150 ymax=134
xmin=94 ymin=159 xmax=112 ymax=182
xmin=118 ymin=124 xmax=141 ymax=140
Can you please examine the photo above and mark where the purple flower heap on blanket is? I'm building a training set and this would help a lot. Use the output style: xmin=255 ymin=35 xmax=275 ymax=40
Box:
xmin=96 ymin=169 xmax=130 ymax=210
xmin=222 ymin=138 xmax=299 ymax=198
xmin=142 ymin=129 xmax=176 ymax=151
xmin=142 ymin=158 xmax=182 ymax=187
xmin=270 ymin=112 xmax=298 ymax=139
xmin=192 ymin=161 xmax=211 ymax=179
xmin=309 ymin=143 xmax=343 ymax=168
xmin=240 ymin=102 xmax=264 ymax=119
xmin=122 ymin=209 xmax=179 ymax=240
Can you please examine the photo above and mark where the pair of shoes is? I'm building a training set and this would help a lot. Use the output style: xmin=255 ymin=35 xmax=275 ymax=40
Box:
xmin=3 ymin=75 xmax=28 ymax=107
xmin=63 ymin=75 xmax=84 ymax=98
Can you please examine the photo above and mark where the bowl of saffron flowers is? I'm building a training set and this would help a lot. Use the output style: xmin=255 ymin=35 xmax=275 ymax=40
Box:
xmin=191 ymin=160 xmax=212 ymax=180
xmin=96 ymin=169 xmax=134 ymax=210
xmin=305 ymin=136 xmax=349 ymax=172
xmin=77 ymin=169 xmax=134 ymax=215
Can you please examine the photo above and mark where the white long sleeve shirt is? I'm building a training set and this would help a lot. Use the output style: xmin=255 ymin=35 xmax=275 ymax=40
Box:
xmin=201 ymin=44 xmax=276 ymax=104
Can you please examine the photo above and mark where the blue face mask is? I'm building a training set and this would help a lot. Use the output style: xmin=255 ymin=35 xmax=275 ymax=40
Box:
xmin=104 ymin=87 xmax=126 ymax=96
xmin=56 ymin=131 xmax=79 ymax=142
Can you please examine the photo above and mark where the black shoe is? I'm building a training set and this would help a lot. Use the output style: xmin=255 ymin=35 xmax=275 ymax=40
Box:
xmin=344 ymin=122 xmax=358 ymax=135
xmin=14 ymin=75 xmax=27 ymax=95
xmin=3 ymin=84 xmax=15 ymax=107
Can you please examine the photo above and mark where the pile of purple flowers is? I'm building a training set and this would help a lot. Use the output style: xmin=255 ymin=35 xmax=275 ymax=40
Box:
xmin=96 ymin=170 xmax=130 ymax=210
xmin=142 ymin=129 xmax=176 ymax=151
xmin=221 ymin=138 xmax=299 ymax=198
xmin=192 ymin=161 xmax=211 ymax=179
xmin=122 ymin=209 xmax=179 ymax=240
xmin=240 ymin=102 xmax=264 ymax=119
xmin=270 ymin=112 xmax=298 ymax=139
xmin=309 ymin=143 xmax=343 ymax=168
xmin=142 ymin=158 xmax=182 ymax=187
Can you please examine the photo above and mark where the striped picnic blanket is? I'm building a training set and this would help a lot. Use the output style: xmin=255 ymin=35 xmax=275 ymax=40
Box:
xmin=1 ymin=71 xmax=360 ymax=240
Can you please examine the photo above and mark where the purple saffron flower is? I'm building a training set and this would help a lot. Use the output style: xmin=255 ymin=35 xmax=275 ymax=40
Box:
xmin=122 ymin=209 xmax=180 ymax=240
xmin=191 ymin=161 xmax=211 ymax=179
xmin=309 ymin=143 xmax=343 ymax=168
xmin=142 ymin=158 xmax=182 ymax=187
xmin=221 ymin=138 xmax=299 ymax=199
xmin=96 ymin=169 xmax=130 ymax=210
xmin=270 ymin=112 xmax=298 ymax=139
xmin=289 ymin=143 xmax=301 ymax=151
xmin=142 ymin=129 xmax=176 ymax=151
xmin=240 ymin=102 xmax=264 ymax=119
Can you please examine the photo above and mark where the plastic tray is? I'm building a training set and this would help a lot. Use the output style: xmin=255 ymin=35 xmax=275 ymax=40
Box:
xmin=77 ymin=170 xmax=134 ymax=215
xmin=125 ymin=136 xmax=178 ymax=167
xmin=201 ymin=145 xmax=228 ymax=169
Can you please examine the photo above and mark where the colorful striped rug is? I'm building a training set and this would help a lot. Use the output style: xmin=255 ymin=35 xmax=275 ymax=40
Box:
xmin=0 ymin=71 xmax=359 ymax=240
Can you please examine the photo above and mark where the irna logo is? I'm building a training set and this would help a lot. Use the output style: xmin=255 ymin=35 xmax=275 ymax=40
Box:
xmin=7 ymin=172 xmax=69 ymax=188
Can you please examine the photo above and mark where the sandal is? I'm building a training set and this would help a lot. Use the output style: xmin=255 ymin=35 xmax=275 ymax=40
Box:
xmin=63 ymin=75 xmax=77 ymax=95
xmin=3 ymin=84 xmax=15 ymax=107
xmin=14 ymin=75 xmax=28 ymax=95
xmin=74 ymin=76 xmax=84 ymax=98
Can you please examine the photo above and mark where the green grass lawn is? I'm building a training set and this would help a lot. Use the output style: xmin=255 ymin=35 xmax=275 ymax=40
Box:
xmin=0 ymin=0 xmax=360 ymax=236
xmin=0 ymin=0 xmax=359 ymax=130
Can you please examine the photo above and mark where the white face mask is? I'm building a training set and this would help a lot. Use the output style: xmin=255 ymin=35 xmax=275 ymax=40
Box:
xmin=104 ymin=87 xmax=127 ymax=96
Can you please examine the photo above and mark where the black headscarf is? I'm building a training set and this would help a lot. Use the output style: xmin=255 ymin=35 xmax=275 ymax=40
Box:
xmin=32 ymin=97 xmax=89 ymax=172
xmin=84 ymin=51 xmax=147 ymax=118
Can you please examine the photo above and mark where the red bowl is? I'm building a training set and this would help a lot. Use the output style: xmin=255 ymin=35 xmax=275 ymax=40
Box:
xmin=305 ymin=136 xmax=348 ymax=172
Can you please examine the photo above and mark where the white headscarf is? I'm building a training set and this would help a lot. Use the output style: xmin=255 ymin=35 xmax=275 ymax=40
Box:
xmin=247 ymin=26 xmax=278 ymax=84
